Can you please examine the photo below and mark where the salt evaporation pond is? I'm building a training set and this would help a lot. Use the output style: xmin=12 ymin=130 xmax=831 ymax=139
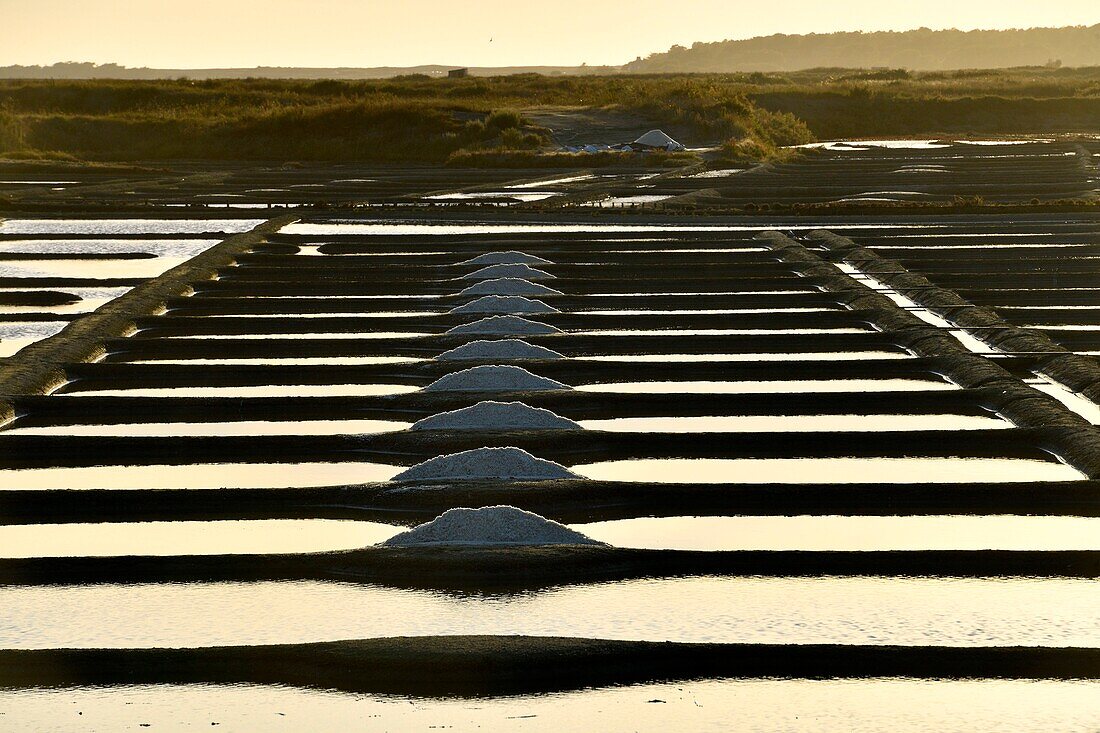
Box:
xmin=0 ymin=519 xmax=402 ymax=558
xmin=573 ymin=379 xmax=954 ymax=394
xmin=578 ymin=414 xmax=1010 ymax=432
xmin=5 ymin=419 xmax=412 ymax=437
xmin=575 ymin=352 xmax=912 ymax=362
xmin=572 ymin=458 xmax=1082 ymax=483
xmin=573 ymin=515 xmax=1100 ymax=551
xmin=0 ymin=257 xmax=191 ymax=279
xmin=0 ymin=462 xmax=401 ymax=490
xmin=4 ymin=678 xmax=1098 ymax=732
xmin=0 ymin=239 xmax=220 ymax=257
xmin=63 ymin=384 xmax=419 ymax=397
xmin=0 ymin=576 xmax=1095 ymax=648
xmin=0 ymin=219 xmax=264 ymax=235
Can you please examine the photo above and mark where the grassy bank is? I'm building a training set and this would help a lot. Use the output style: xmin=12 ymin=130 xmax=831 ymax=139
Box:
xmin=0 ymin=68 xmax=1096 ymax=163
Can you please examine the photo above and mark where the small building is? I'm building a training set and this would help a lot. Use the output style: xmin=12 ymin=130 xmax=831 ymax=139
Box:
xmin=448 ymin=68 xmax=469 ymax=78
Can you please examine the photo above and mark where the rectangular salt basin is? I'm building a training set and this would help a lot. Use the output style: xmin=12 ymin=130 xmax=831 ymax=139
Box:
xmin=0 ymin=321 xmax=68 ymax=356
xmin=0 ymin=519 xmax=402 ymax=558
xmin=4 ymin=419 xmax=412 ymax=438
xmin=0 ymin=462 xmax=401 ymax=490
xmin=0 ymin=576 xmax=1095 ymax=648
xmin=121 ymin=357 xmax=425 ymax=366
xmin=572 ymin=515 xmax=1100 ymax=551
xmin=578 ymin=328 xmax=874 ymax=336
xmin=578 ymin=414 xmax=1010 ymax=432
xmin=575 ymin=352 xmax=913 ymax=362
xmin=64 ymin=385 xmax=419 ymax=398
xmin=0 ymin=239 xmax=219 ymax=257
xmin=574 ymin=380 xmax=955 ymax=394
xmin=0 ymin=257 xmax=190 ymax=279
xmin=581 ymin=308 xmax=839 ymax=315
xmin=0 ymin=219 xmax=264 ymax=235
xmin=572 ymin=458 xmax=1082 ymax=484
xmin=5 ymin=679 xmax=1099 ymax=733
xmin=159 ymin=332 xmax=431 ymax=339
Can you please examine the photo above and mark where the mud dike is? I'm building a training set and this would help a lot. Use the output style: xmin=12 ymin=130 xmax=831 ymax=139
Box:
xmin=0 ymin=212 xmax=1099 ymax=697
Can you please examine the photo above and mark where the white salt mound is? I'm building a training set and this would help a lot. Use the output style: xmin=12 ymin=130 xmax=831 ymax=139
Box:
xmin=446 ymin=315 xmax=561 ymax=336
xmin=392 ymin=447 xmax=581 ymax=482
xmin=382 ymin=506 xmax=604 ymax=547
xmin=449 ymin=296 xmax=560 ymax=315
xmin=422 ymin=365 xmax=571 ymax=392
xmin=458 ymin=278 xmax=563 ymax=297
xmin=458 ymin=251 xmax=553 ymax=266
xmin=436 ymin=339 xmax=565 ymax=361
xmin=410 ymin=401 xmax=581 ymax=431
xmin=460 ymin=264 xmax=556 ymax=280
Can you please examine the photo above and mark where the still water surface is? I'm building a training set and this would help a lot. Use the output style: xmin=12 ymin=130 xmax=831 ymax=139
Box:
xmin=4 ymin=679 xmax=1099 ymax=733
xmin=0 ymin=577 xmax=1094 ymax=648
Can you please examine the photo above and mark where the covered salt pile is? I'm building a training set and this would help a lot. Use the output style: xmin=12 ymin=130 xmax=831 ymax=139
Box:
xmin=460 ymin=264 xmax=556 ymax=280
xmin=449 ymin=295 xmax=560 ymax=315
xmin=435 ymin=339 xmax=566 ymax=361
xmin=445 ymin=315 xmax=562 ymax=336
xmin=458 ymin=251 xmax=553 ymax=266
xmin=410 ymin=401 xmax=581 ymax=431
xmin=457 ymin=278 xmax=564 ymax=297
xmin=422 ymin=364 xmax=571 ymax=392
xmin=381 ymin=506 xmax=604 ymax=547
xmin=392 ymin=447 xmax=580 ymax=482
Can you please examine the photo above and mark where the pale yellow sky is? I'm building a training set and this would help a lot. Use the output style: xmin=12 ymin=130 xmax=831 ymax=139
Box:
xmin=3 ymin=0 xmax=1099 ymax=68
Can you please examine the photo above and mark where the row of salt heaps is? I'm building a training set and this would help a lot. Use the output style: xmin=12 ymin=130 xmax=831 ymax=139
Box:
xmin=381 ymin=249 xmax=600 ymax=548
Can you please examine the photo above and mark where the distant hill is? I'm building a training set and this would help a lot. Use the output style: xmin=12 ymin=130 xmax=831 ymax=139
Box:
xmin=4 ymin=25 xmax=1099 ymax=80
xmin=0 ymin=62 xmax=615 ymax=80
xmin=624 ymin=25 xmax=1100 ymax=73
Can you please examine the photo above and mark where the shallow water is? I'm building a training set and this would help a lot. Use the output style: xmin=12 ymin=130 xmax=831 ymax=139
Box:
xmin=573 ymin=515 xmax=1100 ymax=551
xmin=574 ymin=379 xmax=953 ymax=394
xmin=0 ymin=461 xmax=400 ymax=490
xmin=122 ymin=356 xmax=425 ymax=366
xmin=0 ymin=321 xmax=68 ymax=356
xmin=578 ymin=414 xmax=1009 ymax=432
xmin=0 ymin=257 xmax=189 ymax=280
xmin=0 ymin=219 xmax=264 ymax=235
xmin=572 ymin=458 xmax=1082 ymax=484
xmin=160 ymin=331 xmax=431 ymax=339
xmin=63 ymin=384 xmax=419 ymax=397
xmin=0 ymin=576 xmax=1095 ymax=648
xmin=0 ymin=238 xmax=219 ymax=257
xmin=4 ymin=679 xmax=1098 ymax=733
xmin=578 ymin=328 xmax=873 ymax=336
xmin=5 ymin=419 xmax=411 ymax=438
xmin=581 ymin=308 xmax=837 ymax=315
xmin=575 ymin=352 xmax=912 ymax=362
xmin=0 ymin=519 xmax=400 ymax=558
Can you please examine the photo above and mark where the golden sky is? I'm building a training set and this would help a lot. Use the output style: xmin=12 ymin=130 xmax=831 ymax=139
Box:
xmin=3 ymin=0 xmax=1099 ymax=68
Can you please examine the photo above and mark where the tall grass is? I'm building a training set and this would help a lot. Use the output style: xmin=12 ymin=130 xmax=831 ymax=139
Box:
xmin=0 ymin=104 xmax=24 ymax=151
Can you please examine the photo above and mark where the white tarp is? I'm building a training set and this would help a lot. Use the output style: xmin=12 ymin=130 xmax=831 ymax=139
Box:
xmin=634 ymin=129 xmax=685 ymax=151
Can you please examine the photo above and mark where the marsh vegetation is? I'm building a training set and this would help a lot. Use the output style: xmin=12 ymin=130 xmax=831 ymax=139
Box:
xmin=0 ymin=67 xmax=1096 ymax=165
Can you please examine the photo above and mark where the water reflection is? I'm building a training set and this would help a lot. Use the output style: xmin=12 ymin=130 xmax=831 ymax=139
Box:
xmin=65 ymin=385 xmax=419 ymax=397
xmin=0 ymin=576 xmax=1094 ymax=648
xmin=0 ymin=519 xmax=400 ymax=557
xmin=573 ymin=458 xmax=1082 ymax=483
xmin=574 ymin=380 xmax=953 ymax=394
xmin=5 ymin=419 xmax=412 ymax=437
xmin=578 ymin=415 xmax=1009 ymax=432
xmin=573 ymin=515 xmax=1100 ymax=551
xmin=0 ymin=462 xmax=400 ymax=490
xmin=4 ymin=679 xmax=1098 ymax=732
